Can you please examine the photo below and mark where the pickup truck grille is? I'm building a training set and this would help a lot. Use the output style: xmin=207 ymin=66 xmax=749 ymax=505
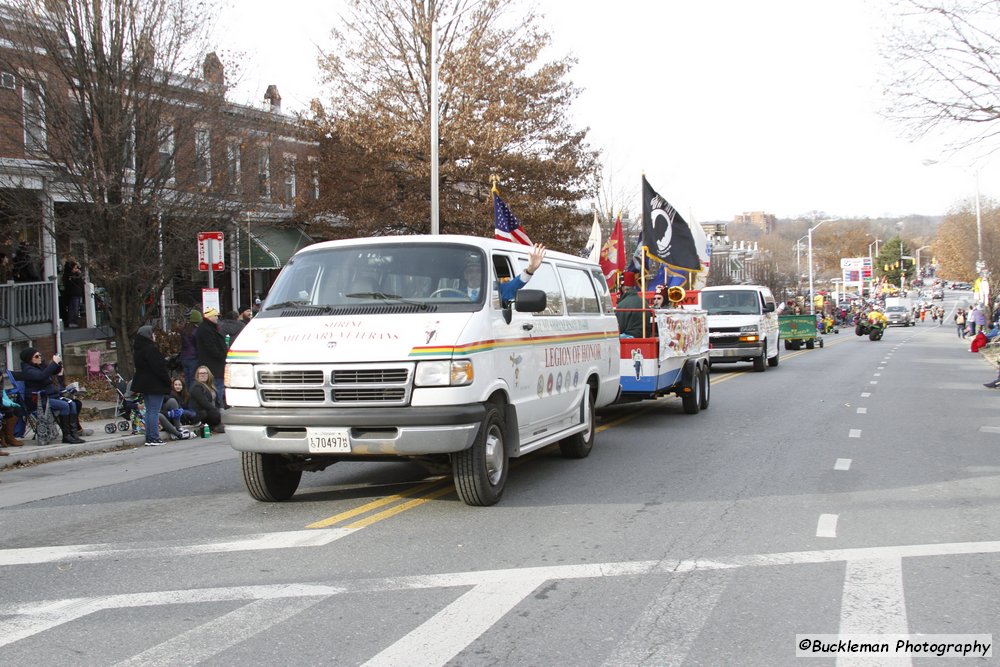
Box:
xmin=254 ymin=364 xmax=414 ymax=407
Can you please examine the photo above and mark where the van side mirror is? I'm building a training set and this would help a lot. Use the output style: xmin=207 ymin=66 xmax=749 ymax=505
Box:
xmin=763 ymin=301 xmax=775 ymax=313
xmin=502 ymin=288 xmax=546 ymax=323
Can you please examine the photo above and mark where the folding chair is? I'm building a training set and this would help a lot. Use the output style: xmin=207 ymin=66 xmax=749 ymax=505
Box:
xmin=85 ymin=349 xmax=102 ymax=379
xmin=5 ymin=369 xmax=59 ymax=445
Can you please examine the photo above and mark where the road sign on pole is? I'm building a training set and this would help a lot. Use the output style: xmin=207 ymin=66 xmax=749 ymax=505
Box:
xmin=198 ymin=232 xmax=225 ymax=272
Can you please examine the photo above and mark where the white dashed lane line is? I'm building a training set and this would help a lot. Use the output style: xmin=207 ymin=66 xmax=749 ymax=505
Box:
xmin=817 ymin=514 xmax=839 ymax=538
xmin=856 ymin=408 xmax=867 ymax=414
xmin=861 ymin=392 xmax=871 ymax=398
xmin=834 ymin=459 xmax=852 ymax=471
xmin=849 ymin=429 xmax=862 ymax=438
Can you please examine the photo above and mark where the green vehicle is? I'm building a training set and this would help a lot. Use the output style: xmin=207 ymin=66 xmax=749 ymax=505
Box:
xmin=779 ymin=314 xmax=823 ymax=350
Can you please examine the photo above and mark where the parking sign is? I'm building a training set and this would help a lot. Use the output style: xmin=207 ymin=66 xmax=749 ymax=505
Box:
xmin=198 ymin=232 xmax=225 ymax=271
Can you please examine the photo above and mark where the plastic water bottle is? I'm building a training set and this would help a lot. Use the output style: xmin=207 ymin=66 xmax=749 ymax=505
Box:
xmin=202 ymin=423 xmax=210 ymax=438
xmin=225 ymin=334 xmax=231 ymax=348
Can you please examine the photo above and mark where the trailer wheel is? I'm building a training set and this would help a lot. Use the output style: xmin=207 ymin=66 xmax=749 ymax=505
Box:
xmin=682 ymin=366 xmax=702 ymax=414
xmin=242 ymin=452 xmax=302 ymax=502
xmin=453 ymin=406 xmax=507 ymax=506
xmin=698 ymin=364 xmax=710 ymax=410
xmin=559 ymin=386 xmax=595 ymax=459
xmin=806 ymin=339 xmax=815 ymax=350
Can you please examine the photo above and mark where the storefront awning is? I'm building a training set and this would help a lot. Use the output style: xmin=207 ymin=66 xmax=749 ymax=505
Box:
xmin=238 ymin=226 xmax=313 ymax=270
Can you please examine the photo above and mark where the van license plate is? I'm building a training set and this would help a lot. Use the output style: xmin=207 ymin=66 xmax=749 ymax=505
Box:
xmin=307 ymin=428 xmax=351 ymax=453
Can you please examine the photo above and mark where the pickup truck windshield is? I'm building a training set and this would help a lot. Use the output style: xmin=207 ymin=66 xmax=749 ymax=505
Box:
xmin=702 ymin=290 xmax=762 ymax=316
xmin=260 ymin=243 xmax=488 ymax=313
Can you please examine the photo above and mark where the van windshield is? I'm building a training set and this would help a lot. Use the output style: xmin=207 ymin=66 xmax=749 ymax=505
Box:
xmin=702 ymin=290 xmax=762 ymax=315
xmin=260 ymin=243 xmax=487 ymax=313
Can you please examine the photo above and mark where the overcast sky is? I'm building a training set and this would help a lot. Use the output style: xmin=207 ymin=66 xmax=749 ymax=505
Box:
xmin=213 ymin=0 xmax=993 ymax=223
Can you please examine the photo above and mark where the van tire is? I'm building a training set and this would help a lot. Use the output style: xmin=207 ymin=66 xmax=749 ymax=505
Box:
xmin=752 ymin=345 xmax=767 ymax=372
xmin=682 ymin=367 xmax=701 ymax=414
xmin=560 ymin=387 xmax=595 ymax=459
xmin=453 ymin=406 xmax=508 ymax=506
xmin=698 ymin=364 xmax=710 ymax=410
xmin=242 ymin=452 xmax=302 ymax=502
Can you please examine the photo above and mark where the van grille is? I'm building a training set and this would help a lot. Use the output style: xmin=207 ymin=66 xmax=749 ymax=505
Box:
xmin=253 ymin=364 xmax=413 ymax=407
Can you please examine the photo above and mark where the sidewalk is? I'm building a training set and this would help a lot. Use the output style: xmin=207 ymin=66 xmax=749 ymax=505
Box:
xmin=0 ymin=400 xmax=207 ymax=470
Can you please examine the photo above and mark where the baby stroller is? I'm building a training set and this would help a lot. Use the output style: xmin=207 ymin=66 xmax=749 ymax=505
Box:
xmin=5 ymin=368 xmax=61 ymax=445
xmin=101 ymin=364 xmax=145 ymax=435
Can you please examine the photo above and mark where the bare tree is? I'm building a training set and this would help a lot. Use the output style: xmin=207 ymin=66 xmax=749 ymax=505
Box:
xmin=0 ymin=0 xmax=244 ymax=374
xmin=882 ymin=0 xmax=1000 ymax=153
xmin=313 ymin=0 xmax=599 ymax=250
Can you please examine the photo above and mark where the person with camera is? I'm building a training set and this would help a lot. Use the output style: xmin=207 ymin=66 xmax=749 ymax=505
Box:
xmin=19 ymin=348 xmax=85 ymax=444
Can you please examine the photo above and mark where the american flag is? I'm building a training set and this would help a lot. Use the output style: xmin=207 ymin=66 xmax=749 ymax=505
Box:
xmin=493 ymin=192 xmax=532 ymax=245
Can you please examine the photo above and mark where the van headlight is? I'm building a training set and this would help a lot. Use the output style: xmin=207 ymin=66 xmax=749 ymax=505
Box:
xmin=225 ymin=363 xmax=255 ymax=389
xmin=738 ymin=325 xmax=759 ymax=343
xmin=415 ymin=360 xmax=474 ymax=386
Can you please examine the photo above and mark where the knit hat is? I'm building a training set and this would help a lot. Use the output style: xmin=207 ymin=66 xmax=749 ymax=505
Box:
xmin=189 ymin=309 xmax=203 ymax=324
xmin=19 ymin=347 xmax=38 ymax=364
xmin=137 ymin=325 xmax=154 ymax=340
xmin=203 ymin=307 xmax=219 ymax=319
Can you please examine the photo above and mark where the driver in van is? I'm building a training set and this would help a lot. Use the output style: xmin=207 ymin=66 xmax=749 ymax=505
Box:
xmin=463 ymin=243 xmax=546 ymax=303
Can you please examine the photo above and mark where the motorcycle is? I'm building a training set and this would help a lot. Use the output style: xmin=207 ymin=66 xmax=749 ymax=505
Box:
xmin=854 ymin=314 xmax=885 ymax=341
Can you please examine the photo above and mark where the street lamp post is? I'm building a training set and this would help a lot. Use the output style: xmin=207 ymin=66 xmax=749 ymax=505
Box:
xmin=807 ymin=218 xmax=840 ymax=314
xmin=430 ymin=1 xmax=484 ymax=235
xmin=923 ymin=159 xmax=983 ymax=275
xmin=867 ymin=238 xmax=881 ymax=296
xmin=915 ymin=244 xmax=931 ymax=280
xmin=795 ymin=234 xmax=808 ymax=294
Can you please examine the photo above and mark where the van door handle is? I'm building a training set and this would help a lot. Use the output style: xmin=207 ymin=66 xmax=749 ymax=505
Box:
xmin=522 ymin=323 xmax=534 ymax=331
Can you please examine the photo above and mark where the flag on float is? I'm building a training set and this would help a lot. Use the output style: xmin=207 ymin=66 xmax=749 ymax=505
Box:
xmin=626 ymin=230 xmax=645 ymax=273
xmin=641 ymin=175 xmax=701 ymax=273
xmin=493 ymin=190 xmax=532 ymax=245
xmin=599 ymin=216 xmax=625 ymax=281
xmin=584 ymin=210 xmax=601 ymax=263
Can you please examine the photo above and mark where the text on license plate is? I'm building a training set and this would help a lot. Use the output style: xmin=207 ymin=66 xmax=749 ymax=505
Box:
xmin=307 ymin=427 xmax=351 ymax=453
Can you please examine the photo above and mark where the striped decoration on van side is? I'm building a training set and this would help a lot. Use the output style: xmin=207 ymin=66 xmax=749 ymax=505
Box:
xmin=408 ymin=330 xmax=617 ymax=357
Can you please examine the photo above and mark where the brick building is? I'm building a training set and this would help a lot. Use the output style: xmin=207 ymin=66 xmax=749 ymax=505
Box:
xmin=732 ymin=211 xmax=776 ymax=234
xmin=0 ymin=6 xmax=320 ymax=372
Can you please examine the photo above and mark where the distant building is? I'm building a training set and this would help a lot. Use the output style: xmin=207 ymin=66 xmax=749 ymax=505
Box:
xmin=733 ymin=211 xmax=776 ymax=234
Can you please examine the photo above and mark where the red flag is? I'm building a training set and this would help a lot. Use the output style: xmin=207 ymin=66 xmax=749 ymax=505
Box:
xmin=599 ymin=217 xmax=625 ymax=281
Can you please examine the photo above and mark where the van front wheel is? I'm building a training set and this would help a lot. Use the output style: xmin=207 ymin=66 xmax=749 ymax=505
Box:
xmin=242 ymin=452 xmax=302 ymax=502
xmin=453 ymin=406 xmax=508 ymax=506
xmin=559 ymin=387 xmax=595 ymax=459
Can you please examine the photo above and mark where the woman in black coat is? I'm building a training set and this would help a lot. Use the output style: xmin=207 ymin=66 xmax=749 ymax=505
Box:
xmin=131 ymin=326 xmax=171 ymax=446
xmin=189 ymin=366 xmax=223 ymax=433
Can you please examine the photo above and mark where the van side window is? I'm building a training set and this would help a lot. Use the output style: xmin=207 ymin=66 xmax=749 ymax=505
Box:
xmin=559 ymin=266 xmax=600 ymax=314
xmin=590 ymin=268 xmax=614 ymax=313
xmin=522 ymin=261 xmax=564 ymax=315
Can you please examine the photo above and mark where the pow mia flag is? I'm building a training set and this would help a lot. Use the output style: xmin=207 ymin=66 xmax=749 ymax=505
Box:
xmin=642 ymin=175 xmax=700 ymax=272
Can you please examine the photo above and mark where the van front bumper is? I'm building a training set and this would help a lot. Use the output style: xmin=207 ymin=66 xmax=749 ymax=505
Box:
xmin=224 ymin=404 xmax=485 ymax=456
xmin=709 ymin=344 xmax=764 ymax=359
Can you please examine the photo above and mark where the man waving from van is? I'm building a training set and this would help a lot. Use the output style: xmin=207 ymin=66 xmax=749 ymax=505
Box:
xmin=464 ymin=243 xmax=546 ymax=304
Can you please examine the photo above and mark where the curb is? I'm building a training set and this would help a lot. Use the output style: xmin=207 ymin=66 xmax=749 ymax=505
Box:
xmin=0 ymin=432 xmax=146 ymax=470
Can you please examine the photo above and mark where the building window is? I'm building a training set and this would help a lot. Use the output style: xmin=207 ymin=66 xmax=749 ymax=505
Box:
xmin=257 ymin=144 xmax=270 ymax=198
xmin=158 ymin=121 xmax=174 ymax=181
xmin=226 ymin=139 xmax=241 ymax=195
xmin=309 ymin=157 xmax=320 ymax=201
xmin=283 ymin=153 xmax=296 ymax=202
xmin=195 ymin=127 xmax=211 ymax=187
xmin=22 ymin=82 xmax=46 ymax=154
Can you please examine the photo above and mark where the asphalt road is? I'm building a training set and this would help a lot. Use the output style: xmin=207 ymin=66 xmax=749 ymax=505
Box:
xmin=1 ymin=292 xmax=998 ymax=666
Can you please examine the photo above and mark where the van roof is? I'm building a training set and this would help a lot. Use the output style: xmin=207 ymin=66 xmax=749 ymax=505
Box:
xmin=298 ymin=234 xmax=596 ymax=266
xmin=701 ymin=284 xmax=771 ymax=292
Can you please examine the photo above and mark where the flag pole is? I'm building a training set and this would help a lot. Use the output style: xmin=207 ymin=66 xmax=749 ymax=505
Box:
xmin=641 ymin=247 xmax=648 ymax=338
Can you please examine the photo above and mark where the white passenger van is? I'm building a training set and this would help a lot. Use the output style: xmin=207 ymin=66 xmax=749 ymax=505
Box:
xmin=224 ymin=235 xmax=620 ymax=506
xmin=700 ymin=284 xmax=780 ymax=371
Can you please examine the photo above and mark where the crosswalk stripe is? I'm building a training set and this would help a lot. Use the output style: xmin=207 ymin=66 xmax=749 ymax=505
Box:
xmin=837 ymin=558 xmax=910 ymax=667
xmin=363 ymin=579 xmax=545 ymax=667
xmin=114 ymin=596 xmax=327 ymax=667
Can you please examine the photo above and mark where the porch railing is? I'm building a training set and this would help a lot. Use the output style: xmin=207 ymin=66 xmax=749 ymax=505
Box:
xmin=0 ymin=280 xmax=57 ymax=343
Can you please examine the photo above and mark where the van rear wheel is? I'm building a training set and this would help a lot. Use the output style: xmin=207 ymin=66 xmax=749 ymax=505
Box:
xmin=242 ymin=452 xmax=302 ymax=502
xmin=453 ymin=406 xmax=508 ymax=506
xmin=559 ymin=387 xmax=595 ymax=459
